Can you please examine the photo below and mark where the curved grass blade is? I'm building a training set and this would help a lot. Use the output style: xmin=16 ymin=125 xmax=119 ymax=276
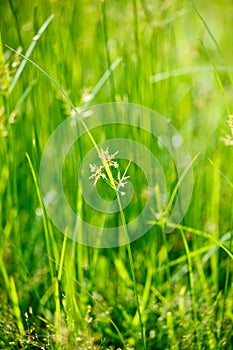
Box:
xmin=150 ymin=65 xmax=231 ymax=83
xmin=189 ymin=0 xmax=233 ymax=86
xmin=80 ymin=56 xmax=122 ymax=111
xmin=8 ymin=14 xmax=55 ymax=94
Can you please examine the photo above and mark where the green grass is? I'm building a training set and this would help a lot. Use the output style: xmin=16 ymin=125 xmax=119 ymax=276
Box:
xmin=1 ymin=0 xmax=233 ymax=349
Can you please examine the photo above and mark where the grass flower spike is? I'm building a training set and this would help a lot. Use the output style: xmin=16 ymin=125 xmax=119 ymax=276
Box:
xmin=89 ymin=147 xmax=130 ymax=196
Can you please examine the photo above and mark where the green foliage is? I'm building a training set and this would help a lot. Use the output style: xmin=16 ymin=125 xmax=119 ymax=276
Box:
xmin=1 ymin=0 xmax=233 ymax=349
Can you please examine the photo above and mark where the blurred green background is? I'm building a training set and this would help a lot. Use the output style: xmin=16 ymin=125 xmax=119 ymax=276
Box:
xmin=1 ymin=0 xmax=233 ymax=349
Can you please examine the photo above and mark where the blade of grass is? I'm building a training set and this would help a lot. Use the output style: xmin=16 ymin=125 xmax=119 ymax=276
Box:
xmin=189 ymin=0 xmax=233 ymax=86
xmin=25 ymin=152 xmax=54 ymax=279
xmin=150 ymin=65 xmax=231 ymax=83
xmin=132 ymin=0 xmax=141 ymax=102
xmin=157 ymin=235 xmax=229 ymax=277
xmin=48 ymin=255 xmax=126 ymax=347
xmin=166 ymin=223 xmax=233 ymax=260
xmin=217 ymin=192 xmax=233 ymax=347
xmin=13 ymin=79 xmax=36 ymax=113
xmin=132 ymin=262 xmax=153 ymax=326
xmin=0 ymin=31 xmax=8 ymax=92
xmin=198 ymin=39 xmax=231 ymax=115
xmin=54 ymin=276 xmax=62 ymax=349
xmin=208 ymin=154 xmax=220 ymax=290
xmin=166 ymin=311 xmax=179 ymax=350
xmin=165 ymin=152 xmax=200 ymax=220
xmin=8 ymin=14 xmax=55 ymax=94
xmin=9 ymin=276 xmax=24 ymax=334
xmin=8 ymin=0 xmax=25 ymax=51
xmin=0 ymin=253 xmax=10 ymax=290
xmin=101 ymin=0 xmax=116 ymax=102
xmin=180 ymin=228 xmax=201 ymax=349
xmin=208 ymin=158 xmax=233 ymax=189
xmin=80 ymin=56 xmax=122 ymax=112
xmin=57 ymin=233 xmax=67 ymax=282
xmin=117 ymin=193 xmax=146 ymax=350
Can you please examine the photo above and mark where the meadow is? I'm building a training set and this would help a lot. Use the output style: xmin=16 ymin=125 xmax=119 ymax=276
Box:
xmin=0 ymin=0 xmax=233 ymax=349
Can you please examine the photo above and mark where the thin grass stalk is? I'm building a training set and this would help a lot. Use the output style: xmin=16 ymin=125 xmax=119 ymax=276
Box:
xmin=8 ymin=15 xmax=54 ymax=93
xmin=8 ymin=0 xmax=25 ymax=51
xmin=0 ymin=254 xmax=10 ymax=291
xmin=160 ymin=223 xmax=171 ymax=294
xmin=50 ymin=255 xmax=125 ymax=346
xmin=9 ymin=276 xmax=24 ymax=334
xmin=2 ymin=98 xmax=23 ymax=258
xmin=101 ymin=0 xmax=116 ymax=102
xmin=132 ymin=0 xmax=141 ymax=102
xmin=166 ymin=311 xmax=178 ymax=350
xmin=58 ymin=234 xmax=67 ymax=282
xmin=54 ymin=277 xmax=62 ymax=349
xmin=180 ymin=228 xmax=201 ymax=349
xmin=190 ymin=1 xmax=232 ymax=115
xmin=190 ymin=0 xmax=233 ymax=87
xmin=25 ymin=152 xmax=54 ymax=279
xmin=217 ymin=193 xmax=233 ymax=348
xmin=204 ymin=154 xmax=220 ymax=291
xmin=117 ymin=193 xmax=146 ymax=350
xmin=0 ymin=32 xmax=8 ymax=94
xmin=158 ymin=154 xmax=199 ymax=294
xmin=154 ymin=185 xmax=171 ymax=291
xmin=151 ymin=222 xmax=233 ymax=260
xmin=198 ymin=40 xmax=231 ymax=115
xmin=154 ymin=237 xmax=229 ymax=275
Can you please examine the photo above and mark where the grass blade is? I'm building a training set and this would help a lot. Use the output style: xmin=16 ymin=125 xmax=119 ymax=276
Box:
xmin=150 ymin=65 xmax=231 ymax=83
xmin=8 ymin=14 xmax=55 ymax=93
xmin=180 ymin=228 xmax=201 ymax=349
xmin=80 ymin=56 xmax=122 ymax=111
xmin=25 ymin=152 xmax=54 ymax=278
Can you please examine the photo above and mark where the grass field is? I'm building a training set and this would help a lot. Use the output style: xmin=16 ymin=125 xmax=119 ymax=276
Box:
xmin=1 ymin=0 xmax=233 ymax=349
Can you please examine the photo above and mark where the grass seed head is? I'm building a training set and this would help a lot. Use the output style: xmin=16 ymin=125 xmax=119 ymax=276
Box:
xmin=89 ymin=147 xmax=130 ymax=195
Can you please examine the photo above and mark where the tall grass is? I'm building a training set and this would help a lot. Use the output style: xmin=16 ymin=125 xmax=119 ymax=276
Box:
xmin=1 ymin=0 xmax=233 ymax=349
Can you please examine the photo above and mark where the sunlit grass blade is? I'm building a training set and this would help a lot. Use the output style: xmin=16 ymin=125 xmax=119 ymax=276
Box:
xmin=9 ymin=276 xmax=24 ymax=334
xmin=150 ymin=65 xmax=231 ymax=83
xmin=49 ymin=255 xmax=126 ymax=347
xmin=101 ymin=0 xmax=116 ymax=101
xmin=13 ymin=80 xmax=36 ymax=113
xmin=8 ymin=0 xmax=25 ymax=51
xmin=198 ymin=39 xmax=231 ymax=115
xmin=208 ymin=158 xmax=233 ymax=189
xmin=180 ymin=228 xmax=201 ymax=349
xmin=8 ymin=14 xmax=55 ymax=93
xmin=0 ymin=31 xmax=8 ymax=91
xmin=132 ymin=262 xmax=153 ymax=326
xmin=25 ymin=152 xmax=54 ymax=278
xmin=158 ymin=222 xmax=233 ymax=260
xmin=80 ymin=56 xmax=122 ymax=111
xmin=189 ymin=0 xmax=233 ymax=86
xmin=166 ymin=311 xmax=179 ymax=350
xmin=164 ymin=152 xmax=200 ymax=226
xmin=57 ymin=234 xmax=67 ymax=282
